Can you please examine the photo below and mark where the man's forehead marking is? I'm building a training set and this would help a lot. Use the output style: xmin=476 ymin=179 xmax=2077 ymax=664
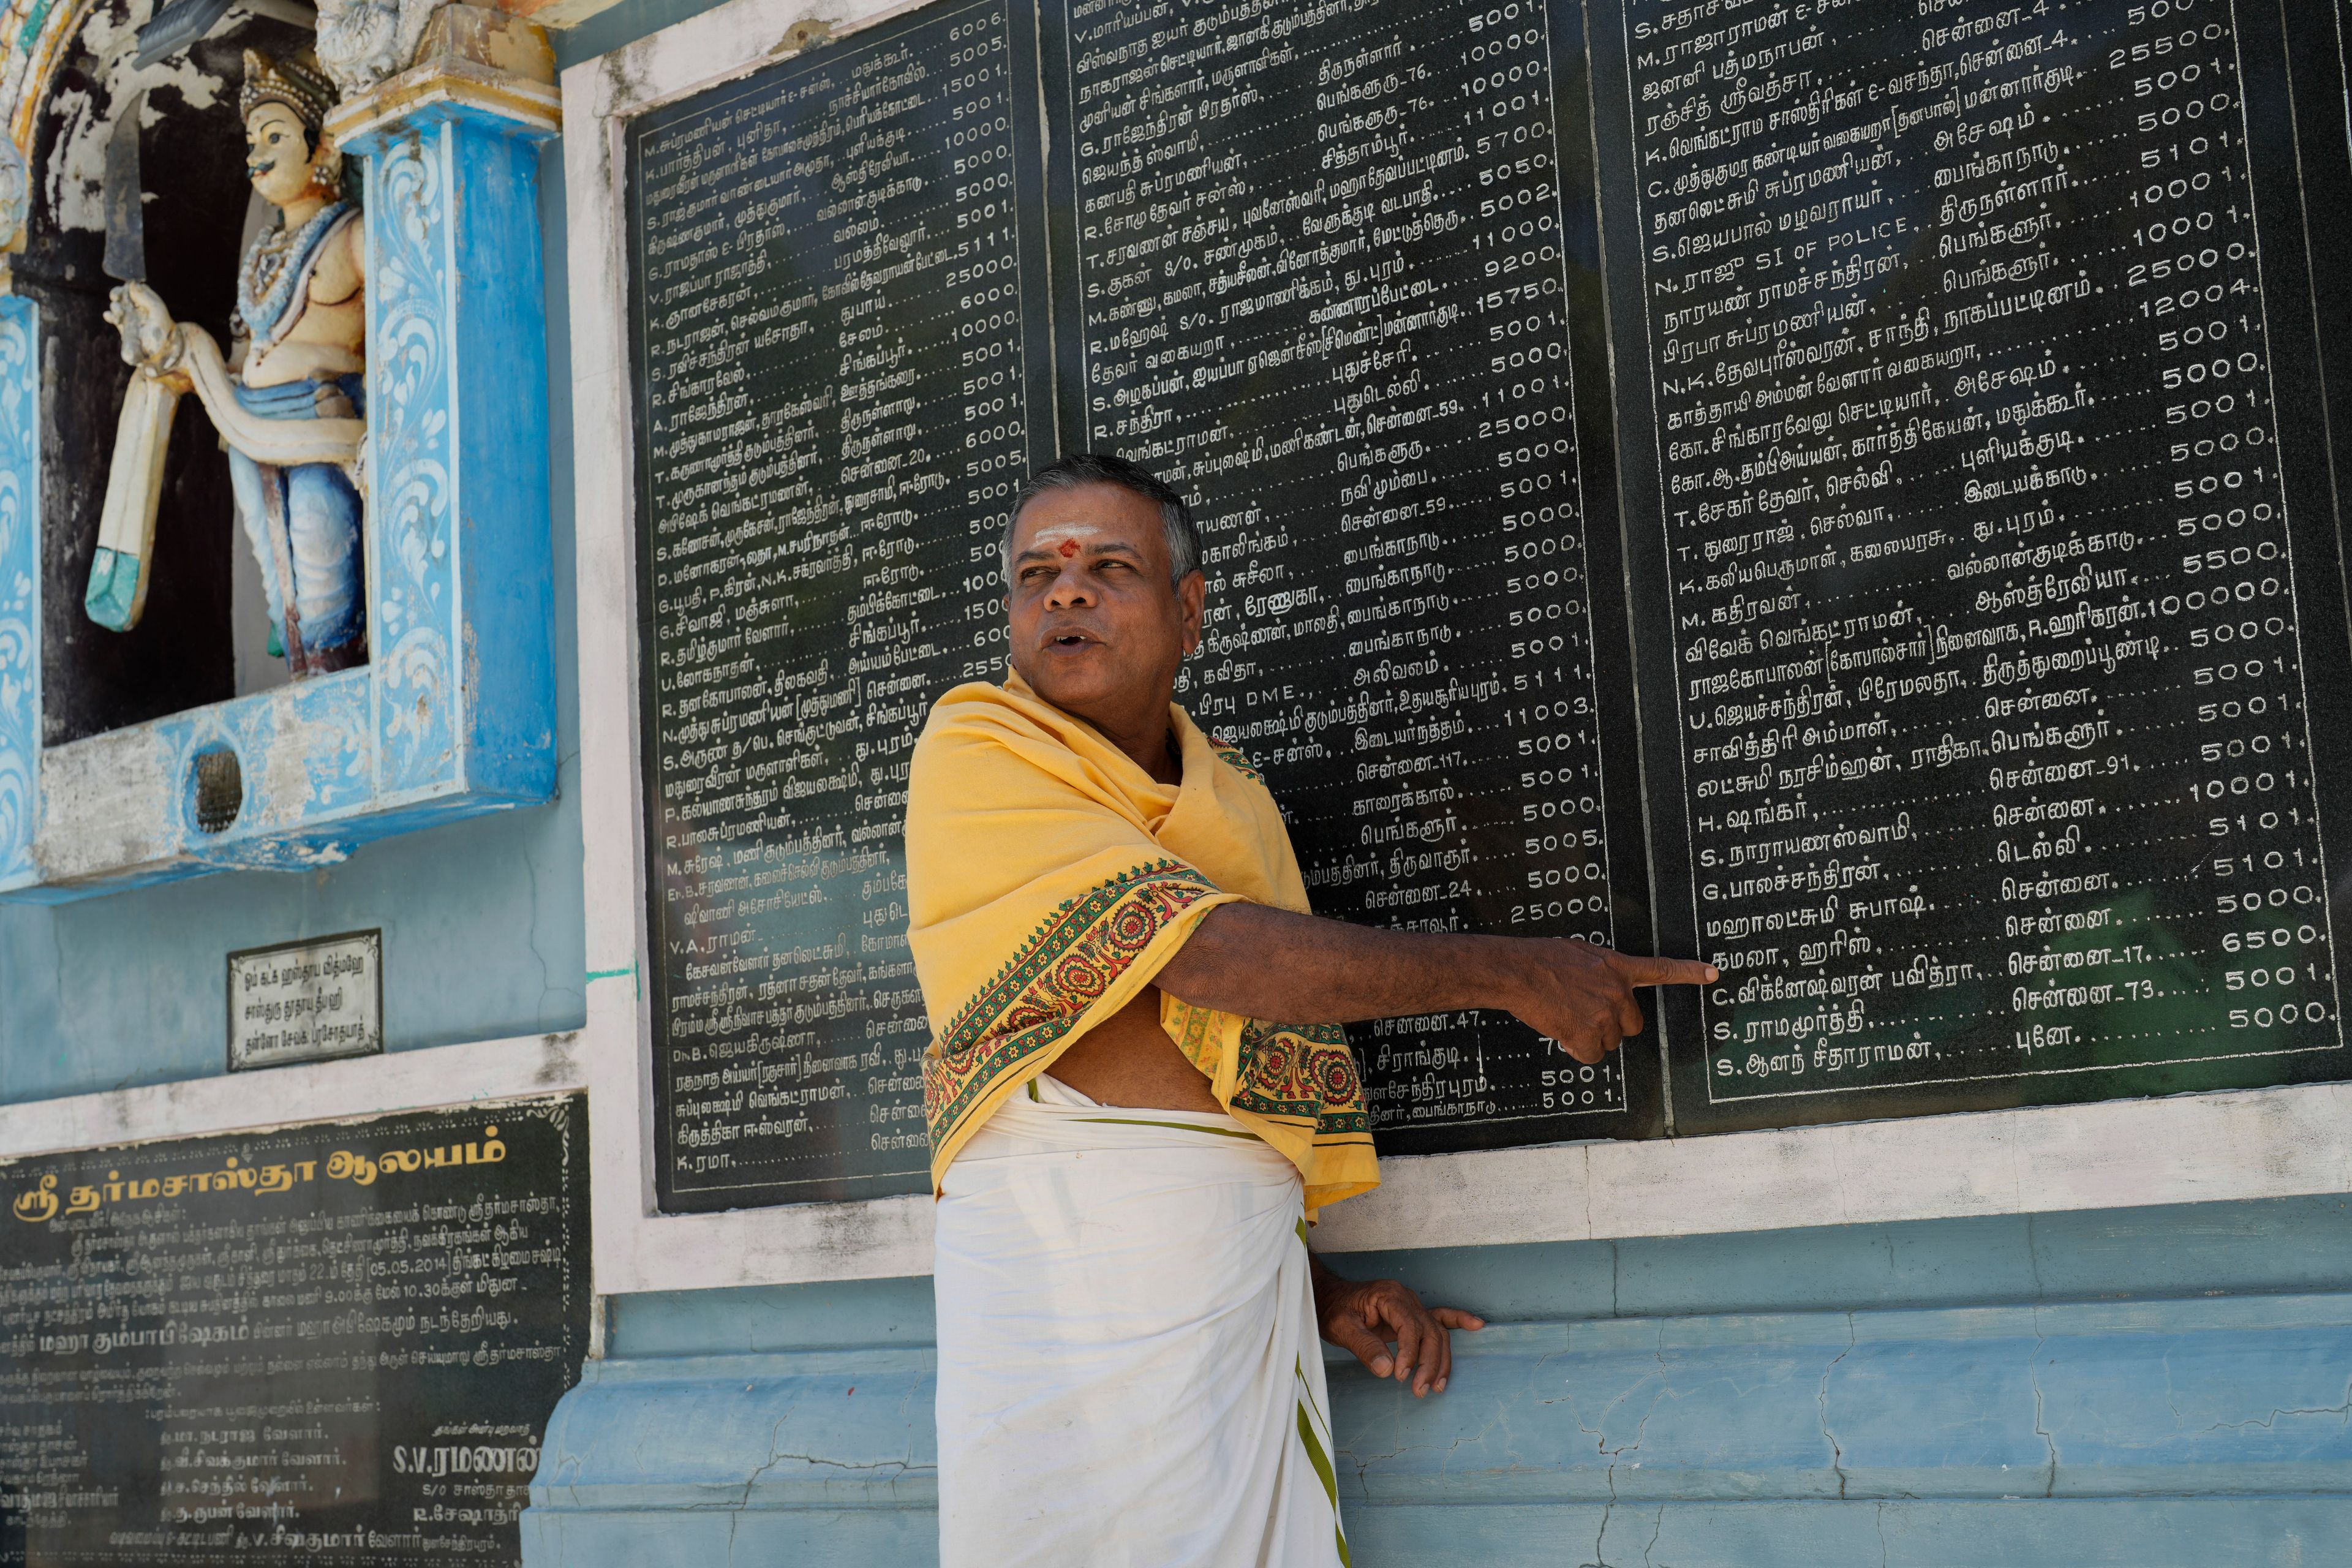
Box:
xmin=1021 ymin=519 xmax=1126 ymax=559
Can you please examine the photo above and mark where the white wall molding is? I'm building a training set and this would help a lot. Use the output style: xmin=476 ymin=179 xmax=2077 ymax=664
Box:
xmin=1312 ymin=1082 xmax=2352 ymax=1254
xmin=0 ymin=1032 xmax=586 ymax=1163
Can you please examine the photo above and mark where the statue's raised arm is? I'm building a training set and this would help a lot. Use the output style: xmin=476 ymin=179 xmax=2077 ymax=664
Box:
xmin=104 ymin=281 xmax=364 ymax=471
xmin=88 ymin=50 xmax=371 ymax=679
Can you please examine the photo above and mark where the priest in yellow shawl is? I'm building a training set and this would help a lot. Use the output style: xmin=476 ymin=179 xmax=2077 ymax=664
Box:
xmin=907 ymin=453 xmax=1716 ymax=1568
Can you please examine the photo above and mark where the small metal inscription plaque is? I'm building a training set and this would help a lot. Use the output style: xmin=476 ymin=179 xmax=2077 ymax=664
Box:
xmin=227 ymin=930 xmax=383 ymax=1072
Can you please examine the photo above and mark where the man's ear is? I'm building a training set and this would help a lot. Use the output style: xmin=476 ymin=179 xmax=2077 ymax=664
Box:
xmin=1176 ymin=570 xmax=1206 ymax=657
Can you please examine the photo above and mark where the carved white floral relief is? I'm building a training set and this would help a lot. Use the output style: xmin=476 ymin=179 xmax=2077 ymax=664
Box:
xmin=367 ymin=132 xmax=454 ymax=792
xmin=0 ymin=301 xmax=37 ymax=880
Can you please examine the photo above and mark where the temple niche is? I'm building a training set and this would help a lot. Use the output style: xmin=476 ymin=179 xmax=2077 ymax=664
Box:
xmin=0 ymin=0 xmax=557 ymax=895
xmin=23 ymin=0 xmax=317 ymax=745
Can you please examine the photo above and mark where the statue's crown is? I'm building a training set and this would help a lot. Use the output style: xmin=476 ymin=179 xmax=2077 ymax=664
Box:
xmin=240 ymin=50 xmax=336 ymax=133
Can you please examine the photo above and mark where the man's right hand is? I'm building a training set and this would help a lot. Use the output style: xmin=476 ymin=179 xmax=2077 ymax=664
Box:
xmin=1159 ymin=903 xmax=1718 ymax=1060
xmin=1502 ymin=940 xmax=1717 ymax=1064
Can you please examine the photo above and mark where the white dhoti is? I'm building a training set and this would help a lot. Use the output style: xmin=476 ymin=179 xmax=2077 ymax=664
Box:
xmin=933 ymin=1076 xmax=1349 ymax=1568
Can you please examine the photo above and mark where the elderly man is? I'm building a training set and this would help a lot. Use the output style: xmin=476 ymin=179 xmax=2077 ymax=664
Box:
xmin=907 ymin=453 xmax=1713 ymax=1567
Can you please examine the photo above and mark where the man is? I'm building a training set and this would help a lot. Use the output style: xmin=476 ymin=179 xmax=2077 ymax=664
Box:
xmin=907 ymin=454 xmax=1713 ymax=1566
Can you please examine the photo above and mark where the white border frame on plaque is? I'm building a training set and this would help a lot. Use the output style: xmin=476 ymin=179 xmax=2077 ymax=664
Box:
xmin=226 ymin=928 xmax=386 ymax=1074
xmin=563 ymin=0 xmax=2352 ymax=1294
xmin=0 ymin=1033 xmax=586 ymax=1166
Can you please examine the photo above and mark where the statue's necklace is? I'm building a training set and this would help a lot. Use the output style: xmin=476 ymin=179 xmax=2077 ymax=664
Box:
xmin=236 ymin=200 xmax=353 ymax=342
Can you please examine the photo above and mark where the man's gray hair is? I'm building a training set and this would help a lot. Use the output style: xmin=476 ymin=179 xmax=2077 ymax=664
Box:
xmin=1001 ymin=453 xmax=1203 ymax=587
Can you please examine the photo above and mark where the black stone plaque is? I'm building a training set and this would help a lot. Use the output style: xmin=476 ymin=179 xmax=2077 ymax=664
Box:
xmin=628 ymin=0 xmax=1057 ymax=1210
xmin=1040 ymin=0 xmax=1659 ymax=1152
xmin=1587 ymin=0 xmax=2352 ymax=1130
xmin=0 ymin=1096 xmax=587 ymax=1565
xmin=626 ymin=0 xmax=2352 ymax=1196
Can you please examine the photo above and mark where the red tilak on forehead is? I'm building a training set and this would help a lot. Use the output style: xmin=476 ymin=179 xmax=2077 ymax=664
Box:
xmin=1058 ymin=539 xmax=1080 ymax=557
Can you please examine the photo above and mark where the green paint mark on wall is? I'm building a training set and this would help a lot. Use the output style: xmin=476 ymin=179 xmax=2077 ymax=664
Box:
xmin=586 ymin=963 xmax=638 ymax=998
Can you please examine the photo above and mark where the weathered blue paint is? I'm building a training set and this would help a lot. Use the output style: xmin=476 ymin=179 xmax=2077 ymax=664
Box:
xmin=605 ymin=1275 xmax=940 ymax=1357
xmin=1330 ymin=1197 xmax=2352 ymax=1321
xmin=345 ymin=104 xmax=561 ymax=811
xmin=551 ymin=0 xmax=687 ymax=69
xmin=526 ymin=1198 xmax=2352 ymax=1565
xmin=0 ymin=295 xmax=38 ymax=892
xmin=0 ymin=94 xmax=559 ymax=900
xmin=1351 ymin=1499 xmax=2347 ymax=1565
xmin=0 ymin=144 xmax=582 ymax=1101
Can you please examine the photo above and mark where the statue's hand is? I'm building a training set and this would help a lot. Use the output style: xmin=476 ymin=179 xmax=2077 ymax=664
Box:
xmin=102 ymin=282 xmax=178 ymax=370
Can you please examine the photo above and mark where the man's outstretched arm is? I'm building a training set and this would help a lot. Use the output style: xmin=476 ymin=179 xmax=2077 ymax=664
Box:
xmin=1155 ymin=903 xmax=1716 ymax=1063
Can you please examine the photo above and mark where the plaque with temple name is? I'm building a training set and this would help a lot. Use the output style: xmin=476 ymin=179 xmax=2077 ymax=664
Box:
xmin=0 ymin=1096 xmax=587 ymax=1565
xmin=1589 ymin=0 xmax=2352 ymax=1130
xmin=628 ymin=0 xmax=1055 ymax=1209
xmin=1040 ymin=0 xmax=1661 ymax=1152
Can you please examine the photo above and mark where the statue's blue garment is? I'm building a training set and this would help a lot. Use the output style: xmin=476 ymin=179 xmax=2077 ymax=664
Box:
xmin=233 ymin=202 xmax=365 ymax=674
xmin=227 ymin=375 xmax=364 ymax=672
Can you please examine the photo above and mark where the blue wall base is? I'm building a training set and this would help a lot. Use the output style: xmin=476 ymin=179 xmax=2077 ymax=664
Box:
xmin=524 ymin=1492 xmax=2344 ymax=1568
xmin=1355 ymin=1499 xmax=2347 ymax=1567
xmin=526 ymin=1200 xmax=2352 ymax=1566
xmin=522 ymin=1509 xmax=938 ymax=1565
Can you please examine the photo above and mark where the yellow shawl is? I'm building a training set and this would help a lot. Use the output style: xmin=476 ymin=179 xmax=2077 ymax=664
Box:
xmin=906 ymin=673 xmax=1379 ymax=1217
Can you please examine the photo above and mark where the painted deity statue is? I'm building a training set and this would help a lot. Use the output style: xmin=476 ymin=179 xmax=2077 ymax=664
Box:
xmin=96 ymin=51 xmax=368 ymax=676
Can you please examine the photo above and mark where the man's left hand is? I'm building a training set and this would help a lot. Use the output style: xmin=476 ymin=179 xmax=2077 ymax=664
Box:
xmin=1313 ymin=1273 xmax=1485 ymax=1398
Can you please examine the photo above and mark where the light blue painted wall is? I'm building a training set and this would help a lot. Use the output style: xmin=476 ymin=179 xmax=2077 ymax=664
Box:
xmin=552 ymin=0 xmax=703 ymax=67
xmin=0 ymin=142 xmax=585 ymax=1101
xmin=530 ymin=1199 xmax=2352 ymax=1566
xmin=594 ymin=1196 xmax=2352 ymax=1356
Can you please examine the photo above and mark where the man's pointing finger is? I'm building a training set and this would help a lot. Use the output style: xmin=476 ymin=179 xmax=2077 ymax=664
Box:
xmin=1610 ymin=954 xmax=1720 ymax=988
